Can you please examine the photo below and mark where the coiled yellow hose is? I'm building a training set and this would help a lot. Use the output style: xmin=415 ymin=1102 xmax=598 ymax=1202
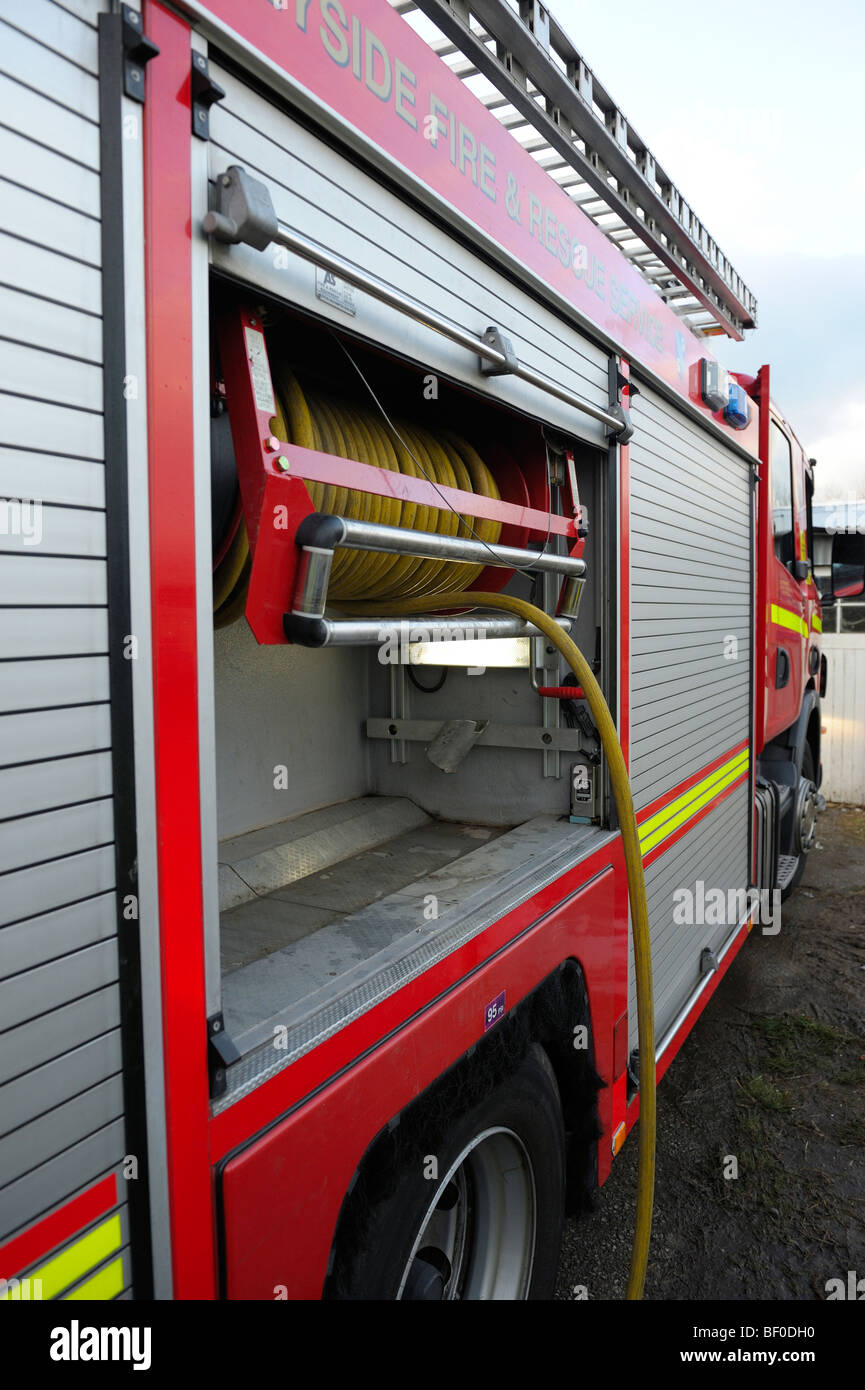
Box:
xmin=213 ymin=371 xmax=655 ymax=1299
xmin=213 ymin=370 xmax=504 ymax=618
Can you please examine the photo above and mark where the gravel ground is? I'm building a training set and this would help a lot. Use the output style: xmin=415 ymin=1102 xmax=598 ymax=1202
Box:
xmin=555 ymin=804 xmax=865 ymax=1301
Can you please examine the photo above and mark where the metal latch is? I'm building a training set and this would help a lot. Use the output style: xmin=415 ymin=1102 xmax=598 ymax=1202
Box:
xmin=606 ymin=401 xmax=633 ymax=443
xmin=699 ymin=947 xmax=719 ymax=978
xmin=203 ymin=164 xmax=279 ymax=252
xmin=479 ymin=325 xmax=518 ymax=377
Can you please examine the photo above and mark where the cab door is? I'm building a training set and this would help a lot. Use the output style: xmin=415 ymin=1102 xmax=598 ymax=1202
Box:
xmin=765 ymin=418 xmax=806 ymax=739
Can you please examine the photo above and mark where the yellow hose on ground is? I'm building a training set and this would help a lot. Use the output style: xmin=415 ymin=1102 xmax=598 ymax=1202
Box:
xmin=352 ymin=589 xmax=656 ymax=1301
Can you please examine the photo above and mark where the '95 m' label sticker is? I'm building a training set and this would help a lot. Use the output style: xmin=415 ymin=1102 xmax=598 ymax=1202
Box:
xmin=484 ymin=991 xmax=506 ymax=1031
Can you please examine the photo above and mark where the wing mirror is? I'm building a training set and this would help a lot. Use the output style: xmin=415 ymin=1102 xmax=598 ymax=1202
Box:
xmin=830 ymin=530 xmax=865 ymax=600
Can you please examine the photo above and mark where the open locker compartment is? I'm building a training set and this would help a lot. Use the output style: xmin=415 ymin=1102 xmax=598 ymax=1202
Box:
xmin=195 ymin=63 xmax=622 ymax=1101
xmin=206 ymin=287 xmax=614 ymax=1100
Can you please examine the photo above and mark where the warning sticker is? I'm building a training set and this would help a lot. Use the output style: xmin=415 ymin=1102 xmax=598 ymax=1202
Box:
xmin=315 ymin=266 xmax=357 ymax=316
xmin=244 ymin=326 xmax=275 ymax=416
xmin=571 ymin=762 xmax=593 ymax=804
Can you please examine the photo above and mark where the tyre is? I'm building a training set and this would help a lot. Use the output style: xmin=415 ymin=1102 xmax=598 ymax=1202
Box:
xmin=781 ymin=742 xmax=817 ymax=901
xmin=329 ymin=1044 xmax=566 ymax=1300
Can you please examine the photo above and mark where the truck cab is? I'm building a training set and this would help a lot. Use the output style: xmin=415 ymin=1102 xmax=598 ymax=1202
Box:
xmin=748 ymin=366 xmax=823 ymax=894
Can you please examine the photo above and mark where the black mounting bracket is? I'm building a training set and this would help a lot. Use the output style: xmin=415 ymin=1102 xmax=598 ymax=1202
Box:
xmin=607 ymin=359 xmax=637 ymax=443
xmin=615 ymin=368 xmax=640 ymax=400
xmin=121 ymin=5 xmax=159 ymax=104
xmin=207 ymin=1012 xmax=241 ymax=1099
xmin=191 ymin=51 xmax=226 ymax=140
xmin=626 ymin=1047 xmax=640 ymax=1095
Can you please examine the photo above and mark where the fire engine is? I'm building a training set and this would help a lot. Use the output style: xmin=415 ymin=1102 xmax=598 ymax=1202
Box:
xmin=1 ymin=0 xmax=860 ymax=1302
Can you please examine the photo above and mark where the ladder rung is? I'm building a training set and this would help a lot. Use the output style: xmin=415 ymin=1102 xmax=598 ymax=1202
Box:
xmin=392 ymin=0 xmax=757 ymax=338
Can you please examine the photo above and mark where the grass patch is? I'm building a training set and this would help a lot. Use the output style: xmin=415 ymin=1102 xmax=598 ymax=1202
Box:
xmin=750 ymin=1013 xmax=863 ymax=1078
xmin=725 ymin=1011 xmax=865 ymax=1243
xmin=739 ymin=1075 xmax=794 ymax=1111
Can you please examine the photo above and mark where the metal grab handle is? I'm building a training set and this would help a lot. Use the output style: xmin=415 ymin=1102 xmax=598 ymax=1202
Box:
xmin=285 ymin=613 xmax=574 ymax=649
xmin=203 ymin=165 xmax=629 ymax=437
xmin=290 ymin=512 xmax=585 ymax=623
xmin=296 ymin=513 xmax=584 ymax=574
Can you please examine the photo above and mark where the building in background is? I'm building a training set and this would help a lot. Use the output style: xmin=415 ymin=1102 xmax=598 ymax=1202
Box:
xmin=814 ymin=499 xmax=865 ymax=632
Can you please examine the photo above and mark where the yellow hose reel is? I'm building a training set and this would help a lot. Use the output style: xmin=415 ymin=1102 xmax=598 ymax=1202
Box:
xmin=214 ymin=369 xmax=503 ymax=621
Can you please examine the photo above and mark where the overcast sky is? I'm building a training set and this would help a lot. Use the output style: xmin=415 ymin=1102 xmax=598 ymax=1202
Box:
xmin=550 ymin=0 xmax=865 ymax=499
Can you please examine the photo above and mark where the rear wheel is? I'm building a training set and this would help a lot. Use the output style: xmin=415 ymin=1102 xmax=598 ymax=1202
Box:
xmin=330 ymin=1045 xmax=566 ymax=1300
xmin=781 ymin=743 xmax=818 ymax=900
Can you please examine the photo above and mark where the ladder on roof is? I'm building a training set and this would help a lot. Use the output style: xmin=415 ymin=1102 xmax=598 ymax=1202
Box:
xmin=390 ymin=0 xmax=758 ymax=341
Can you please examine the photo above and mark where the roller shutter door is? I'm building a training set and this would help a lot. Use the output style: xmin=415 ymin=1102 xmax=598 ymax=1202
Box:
xmin=0 ymin=0 xmax=134 ymax=1298
xmin=205 ymin=61 xmax=611 ymax=445
xmin=627 ymin=381 xmax=753 ymax=1048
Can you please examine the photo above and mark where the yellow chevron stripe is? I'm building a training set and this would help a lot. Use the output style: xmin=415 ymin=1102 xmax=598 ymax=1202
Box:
xmin=640 ymin=759 xmax=749 ymax=855
xmin=771 ymin=603 xmax=808 ymax=638
xmin=63 ymin=1255 xmax=124 ymax=1301
xmin=811 ymin=613 xmax=822 ymax=633
xmin=638 ymin=749 xmax=749 ymax=844
xmin=638 ymin=750 xmax=750 ymax=857
xmin=0 ymin=1214 xmax=121 ymax=1302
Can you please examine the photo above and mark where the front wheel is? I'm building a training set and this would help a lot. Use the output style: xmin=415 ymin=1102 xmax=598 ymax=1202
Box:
xmin=329 ymin=1044 xmax=566 ymax=1300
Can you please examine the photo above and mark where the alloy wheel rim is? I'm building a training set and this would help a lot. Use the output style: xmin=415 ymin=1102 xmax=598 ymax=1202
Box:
xmin=398 ymin=1126 xmax=536 ymax=1300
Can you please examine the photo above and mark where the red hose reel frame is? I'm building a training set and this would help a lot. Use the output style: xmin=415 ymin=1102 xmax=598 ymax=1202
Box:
xmin=216 ymin=304 xmax=584 ymax=644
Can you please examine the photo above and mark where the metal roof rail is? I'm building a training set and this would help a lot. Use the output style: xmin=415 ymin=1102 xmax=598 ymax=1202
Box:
xmin=391 ymin=0 xmax=758 ymax=340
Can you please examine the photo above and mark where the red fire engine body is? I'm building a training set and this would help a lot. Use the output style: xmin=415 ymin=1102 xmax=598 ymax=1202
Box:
xmin=0 ymin=0 xmax=835 ymax=1302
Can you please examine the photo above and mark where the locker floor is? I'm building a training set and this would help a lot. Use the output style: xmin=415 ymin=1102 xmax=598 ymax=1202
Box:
xmin=216 ymin=797 xmax=609 ymax=1078
xmin=220 ymin=814 xmax=506 ymax=976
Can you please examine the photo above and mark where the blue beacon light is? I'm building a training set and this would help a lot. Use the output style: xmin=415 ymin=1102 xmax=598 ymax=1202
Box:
xmin=724 ymin=380 xmax=751 ymax=430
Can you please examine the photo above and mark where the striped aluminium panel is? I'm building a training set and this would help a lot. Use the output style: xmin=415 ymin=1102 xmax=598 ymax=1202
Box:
xmin=627 ymin=378 xmax=754 ymax=1049
xmin=0 ymin=0 xmax=134 ymax=1295
xmin=205 ymin=61 xmax=612 ymax=449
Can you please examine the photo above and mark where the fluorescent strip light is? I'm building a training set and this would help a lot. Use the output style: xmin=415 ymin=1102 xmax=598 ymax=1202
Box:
xmin=406 ymin=637 xmax=531 ymax=668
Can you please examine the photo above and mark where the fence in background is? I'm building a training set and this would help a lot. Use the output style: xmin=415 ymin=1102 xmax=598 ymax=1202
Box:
xmin=821 ymin=633 xmax=865 ymax=805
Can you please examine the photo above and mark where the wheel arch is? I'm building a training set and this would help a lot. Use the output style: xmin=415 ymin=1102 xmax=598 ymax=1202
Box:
xmin=322 ymin=959 xmax=603 ymax=1297
xmin=805 ymin=700 xmax=822 ymax=789
xmin=761 ymin=685 xmax=820 ymax=775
